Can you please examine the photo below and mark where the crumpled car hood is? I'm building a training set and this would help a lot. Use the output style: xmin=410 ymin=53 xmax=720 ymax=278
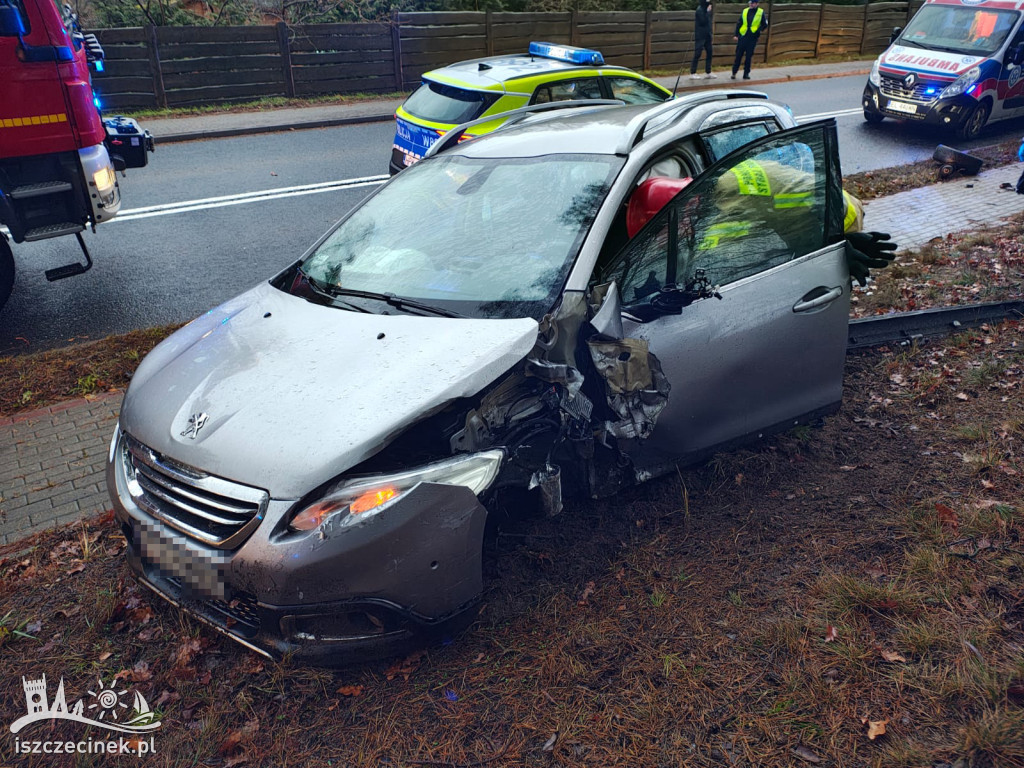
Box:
xmin=120 ymin=282 xmax=538 ymax=498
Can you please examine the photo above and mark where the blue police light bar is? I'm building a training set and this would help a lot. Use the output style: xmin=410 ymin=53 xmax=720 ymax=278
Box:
xmin=528 ymin=41 xmax=604 ymax=66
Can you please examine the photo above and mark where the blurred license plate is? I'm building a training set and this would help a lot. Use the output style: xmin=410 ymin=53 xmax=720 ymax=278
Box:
xmin=887 ymin=100 xmax=918 ymax=115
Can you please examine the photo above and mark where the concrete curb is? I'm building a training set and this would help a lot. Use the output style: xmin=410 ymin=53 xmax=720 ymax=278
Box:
xmin=155 ymin=111 xmax=398 ymax=145
xmin=154 ymin=66 xmax=872 ymax=145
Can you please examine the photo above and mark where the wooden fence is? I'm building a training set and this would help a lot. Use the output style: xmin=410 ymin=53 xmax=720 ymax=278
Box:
xmin=92 ymin=1 xmax=925 ymax=110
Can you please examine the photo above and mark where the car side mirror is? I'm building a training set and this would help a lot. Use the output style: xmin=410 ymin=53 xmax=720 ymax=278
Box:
xmin=889 ymin=26 xmax=902 ymax=45
xmin=1012 ymin=42 xmax=1024 ymax=66
xmin=0 ymin=5 xmax=26 ymax=37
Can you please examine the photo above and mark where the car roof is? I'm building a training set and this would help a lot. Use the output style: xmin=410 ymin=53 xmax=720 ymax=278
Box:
xmin=425 ymin=54 xmax=637 ymax=91
xmin=448 ymin=92 xmax=788 ymax=159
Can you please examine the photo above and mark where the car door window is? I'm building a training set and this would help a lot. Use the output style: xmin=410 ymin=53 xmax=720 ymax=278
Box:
xmin=602 ymin=122 xmax=841 ymax=306
xmin=531 ymin=78 xmax=603 ymax=104
xmin=606 ymin=76 xmax=670 ymax=104
xmin=702 ymin=122 xmax=772 ymax=162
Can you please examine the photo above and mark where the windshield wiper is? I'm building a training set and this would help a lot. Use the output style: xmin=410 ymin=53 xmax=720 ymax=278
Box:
xmin=322 ymin=285 xmax=464 ymax=318
xmin=298 ymin=271 xmax=371 ymax=313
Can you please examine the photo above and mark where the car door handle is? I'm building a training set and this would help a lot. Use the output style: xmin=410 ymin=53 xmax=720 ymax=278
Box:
xmin=793 ymin=286 xmax=844 ymax=313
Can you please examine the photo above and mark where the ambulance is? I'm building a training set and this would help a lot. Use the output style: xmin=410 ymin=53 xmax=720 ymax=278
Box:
xmin=862 ymin=0 xmax=1024 ymax=139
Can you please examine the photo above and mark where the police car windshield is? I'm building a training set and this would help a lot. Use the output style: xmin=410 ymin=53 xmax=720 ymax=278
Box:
xmin=404 ymin=81 xmax=501 ymax=124
xmin=898 ymin=6 xmax=1018 ymax=57
xmin=299 ymin=153 xmax=623 ymax=320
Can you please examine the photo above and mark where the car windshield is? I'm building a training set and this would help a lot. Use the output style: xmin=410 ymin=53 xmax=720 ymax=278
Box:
xmin=898 ymin=6 xmax=1018 ymax=57
xmin=299 ymin=153 xmax=623 ymax=320
xmin=403 ymin=81 xmax=500 ymax=124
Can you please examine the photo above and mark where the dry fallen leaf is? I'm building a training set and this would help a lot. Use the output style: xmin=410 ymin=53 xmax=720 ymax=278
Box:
xmin=935 ymin=502 xmax=959 ymax=530
xmin=956 ymin=392 xmax=969 ymax=400
xmin=577 ymin=581 xmax=595 ymax=606
xmin=824 ymin=625 xmax=838 ymax=642
xmin=98 ymin=651 xmax=112 ymax=662
xmin=880 ymin=650 xmax=907 ymax=663
xmin=336 ymin=685 xmax=363 ymax=697
xmin=864 ymin=717 xmax=889 ymax=740
xmin=542 ymin=733 xmax=558 ymax=751
xmin=790 ymin=745 xmax=821 ymax=764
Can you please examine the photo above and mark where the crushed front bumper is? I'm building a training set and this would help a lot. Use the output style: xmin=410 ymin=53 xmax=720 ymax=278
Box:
xmin=107 ymin=433 xmax=488 ymax=665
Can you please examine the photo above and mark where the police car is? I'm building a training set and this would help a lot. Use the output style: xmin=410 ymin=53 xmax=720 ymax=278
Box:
xmin=389 ymin=41 xmax=673 ymax=174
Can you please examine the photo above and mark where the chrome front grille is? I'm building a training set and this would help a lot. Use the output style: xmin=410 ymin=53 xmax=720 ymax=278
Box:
xmin=879 ymin=74 xmax=938 ymax=104
xmin=121 ymin=434 xmax=268 ymax=548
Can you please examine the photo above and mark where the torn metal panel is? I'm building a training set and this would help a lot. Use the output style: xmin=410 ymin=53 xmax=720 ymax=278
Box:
xmin=588 ymin=337 xmax=670 ymax=440
xmin=588 ymin=281 xmax=624 ymax=340
xmin=528 ymin=464 xmax=563 ymax=516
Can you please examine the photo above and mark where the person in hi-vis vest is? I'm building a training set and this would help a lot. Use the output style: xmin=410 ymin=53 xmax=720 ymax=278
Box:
xmin=731 ymin=0 xmax=768 ymax=80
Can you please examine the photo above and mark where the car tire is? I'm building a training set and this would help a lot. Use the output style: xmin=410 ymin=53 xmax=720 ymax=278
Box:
xmin=863 ymin=110 xmax=885 ymax=124
xmin=0 ymin=235 xmax=14 ymax=311
xmin=956 ymin=101 xmax=990 ymax=141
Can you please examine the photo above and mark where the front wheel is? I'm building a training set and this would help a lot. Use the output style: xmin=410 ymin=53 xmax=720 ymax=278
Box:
xmin=0 ymin=235 xmax=14 ymax=311
xmin=956 ymin=102 xmax=990 ymax=141
xmin=863 ymin=110 xmax=885 ymax=124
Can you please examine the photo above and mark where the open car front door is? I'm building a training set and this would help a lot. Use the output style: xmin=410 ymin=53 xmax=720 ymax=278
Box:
xmin=597 ymin=119 xmax=850 ymax=471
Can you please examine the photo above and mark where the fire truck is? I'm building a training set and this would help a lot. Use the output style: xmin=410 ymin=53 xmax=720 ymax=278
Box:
xmin=0 ymin=0 xmax=152 ymax=311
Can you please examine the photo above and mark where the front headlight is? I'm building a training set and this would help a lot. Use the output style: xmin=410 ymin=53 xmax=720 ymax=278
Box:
xmin=92 ymin=166 xmax=116 ymax=195
xmin=288 ymin=450 xmax=504 ymax=532
xmin=869 ymin=59 xmax=881 ymax=86
xmin=940 ymin=67 xmax=980 ymax=100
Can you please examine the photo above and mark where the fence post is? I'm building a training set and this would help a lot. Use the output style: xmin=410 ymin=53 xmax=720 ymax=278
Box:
xmin=144 ymin=25 xmax=167 ymax=109
xmin=276 ymin=22 xmax=295 ymax=98
xmin=485 ymin=10 xmax=494 ymax=56
xmin=391 ymin=11 xmax=405 ymax=92
xmin=643 ymin=10 xmax=652 ymax=70
xmin=859 ymin=3 xmax=870 ymax=56
xmin=763 ymin=0 xmax=773 ymax=63
xmin=906 ymin=0 xmax=914 ymax=26
xmin=570 ymin=10 xmax=579 ymax=46
xmin=814 ymin=3 xmax=825 ymax=59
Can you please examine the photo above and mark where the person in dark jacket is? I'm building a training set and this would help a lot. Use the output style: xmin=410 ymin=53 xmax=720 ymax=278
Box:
xmin=731 ymin=0 xmax=768 ymax=80
xmin=690 ymin=0 xmax=715 ymax=79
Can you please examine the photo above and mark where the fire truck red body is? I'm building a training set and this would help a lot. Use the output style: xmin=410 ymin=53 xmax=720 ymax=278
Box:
xmin=0 ymin=0 xmax=151 ymax=310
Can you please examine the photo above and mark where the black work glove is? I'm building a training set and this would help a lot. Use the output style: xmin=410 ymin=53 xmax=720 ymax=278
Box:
xmin=846 ymin=231 xmax=898 ymax=286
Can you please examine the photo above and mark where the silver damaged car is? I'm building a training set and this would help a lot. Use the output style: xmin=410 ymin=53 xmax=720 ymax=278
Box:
xmin=108 ymin=92 xmax=858 ymax=664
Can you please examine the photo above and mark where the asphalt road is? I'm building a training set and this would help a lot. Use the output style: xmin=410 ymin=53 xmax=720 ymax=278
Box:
xmin=1 ymin=74 xmax=1021 ymax=354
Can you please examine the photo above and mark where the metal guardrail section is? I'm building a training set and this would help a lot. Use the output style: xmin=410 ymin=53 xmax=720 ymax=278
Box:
xmin=847 ymin=300 xmax=1024 ymax=350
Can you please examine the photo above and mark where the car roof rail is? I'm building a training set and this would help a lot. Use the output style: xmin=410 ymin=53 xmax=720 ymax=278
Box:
xmin=615 ymin=89 xmax=768 ymax=153
xmin=424 ymin=99 xmax=624 ymax=160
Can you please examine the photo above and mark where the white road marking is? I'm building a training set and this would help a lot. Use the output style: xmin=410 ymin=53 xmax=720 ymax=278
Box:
xmin=797 ymin=107 xmax=864 ymax=122
xmin=108 ymin=174 xmax=389 ymax=223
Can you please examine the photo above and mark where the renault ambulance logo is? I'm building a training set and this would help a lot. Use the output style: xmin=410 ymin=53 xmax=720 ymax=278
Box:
xmin=903 ymin=72 xmax=918 ymax=88
xmin=181 ymin=412 xmax=209 ymax=439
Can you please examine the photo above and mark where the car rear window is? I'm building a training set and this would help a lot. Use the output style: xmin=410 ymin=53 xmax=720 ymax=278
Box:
xmin=403 ymin=80 xmax=501 ymax=125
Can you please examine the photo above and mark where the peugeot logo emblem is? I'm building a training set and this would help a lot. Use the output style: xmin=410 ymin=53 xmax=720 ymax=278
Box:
xmin=903 ymin=72 xmax=917 ymax=88
xmin=180 ymin=412 xmax=209 ymax=439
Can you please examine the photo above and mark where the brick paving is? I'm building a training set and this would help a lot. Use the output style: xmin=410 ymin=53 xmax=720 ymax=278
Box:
xmin=0 ymin=392 xmax=119 ymax=546
xmin=863 ymin=163 xmax=1024 ymax=252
